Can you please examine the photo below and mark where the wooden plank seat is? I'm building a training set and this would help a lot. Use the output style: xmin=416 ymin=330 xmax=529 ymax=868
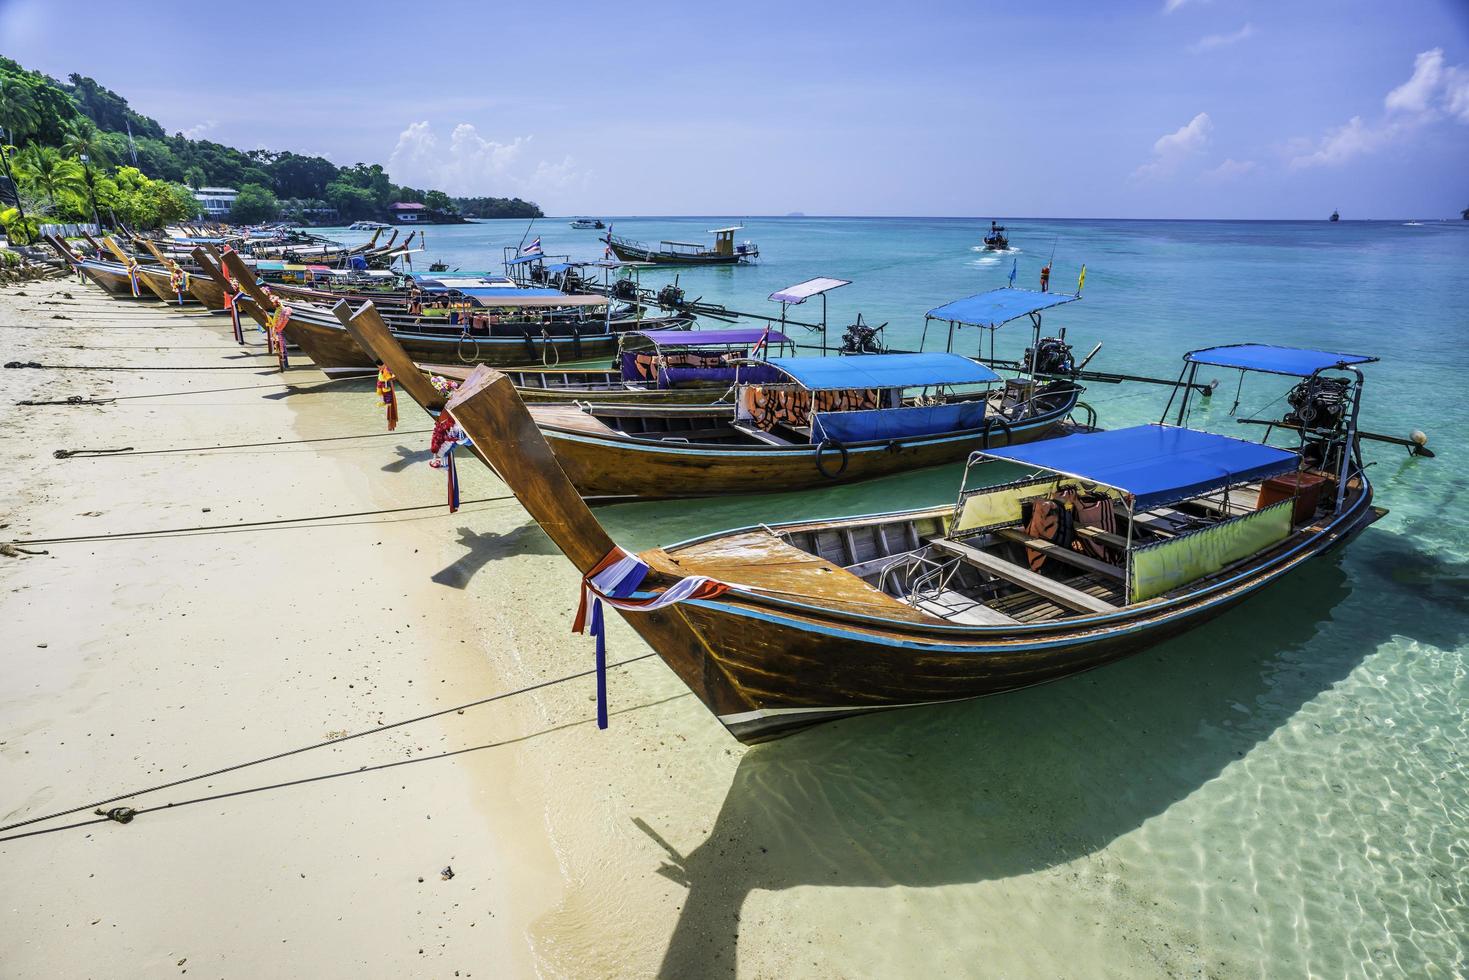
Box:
xmin=912 ymin=588 xmax=1020 ymax=626
xmin=928 ymin=537 xmax=1116 ymax=614
xmin=996 ymin=528 xmax=1125 ymax=579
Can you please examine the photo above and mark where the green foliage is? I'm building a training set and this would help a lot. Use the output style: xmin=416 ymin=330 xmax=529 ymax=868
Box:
xmin=321 ymin=181 xmax=374 ymax=220
xmin=60 ymin=118 xmax=111 ymax=166
xmin=15 ymin=145 xmax=85 ymax=207
xmin=1 ymin=205 xmax=39 ymax=244
xmin=0 ymin=55 xmax=546 ymax=225
xmin=453 ymin=196 xmax=541 ymax=219
xmin=230 ymin=183 xmax=280 ymax=224
xmin=0 ymin=59 xmax=83 ymax=146
xmin=64 ymin=73 xmax=164 ymax=139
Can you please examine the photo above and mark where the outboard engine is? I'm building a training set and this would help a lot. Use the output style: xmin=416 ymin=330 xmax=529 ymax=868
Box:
xmin=657 ymin=283 xmax=685 ymax=309
xmin=1024 ymin=336 xmax=1076 ymax=376
xmin=1285 ymin=376 xmax=1352 ymax=476
xmin=1284 ymin=376 xmax=1351 ymax=432
xmin=611 ymin=278 xmax=639 ymax=301
xmin=839 ymin=315 xmax=886 ymax=355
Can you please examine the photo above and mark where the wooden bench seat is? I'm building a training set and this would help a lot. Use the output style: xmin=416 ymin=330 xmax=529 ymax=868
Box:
xmin=996 ymin=528 xmax=1125 ymax=579
xmin=929 ymin=538 xmax=1116 ymax=614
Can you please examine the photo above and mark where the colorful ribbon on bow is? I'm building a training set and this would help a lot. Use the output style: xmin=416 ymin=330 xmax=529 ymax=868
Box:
xmin=125 ymin=261 xmax=141 ymax=297
xmin=266 ymin=306 xmax=291 ymax=371
xmin=224 ymin=288 xmax=248 ymax=344
xmin=377 ymin=366 xmax=399 ymax=431
xmin=573 ymin=548 xmax=730 ymax=729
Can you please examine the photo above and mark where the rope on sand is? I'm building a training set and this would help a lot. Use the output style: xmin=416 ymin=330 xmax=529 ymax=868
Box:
xmin=0 ymin=653 xmax=658 ymax=843
xmin=15 ymin=375 xmax=357 ymax=406
xmin=8 ymin=494 xmax=516 ymax=546
xmin=53 ymin=428 xmax=433 ymax=459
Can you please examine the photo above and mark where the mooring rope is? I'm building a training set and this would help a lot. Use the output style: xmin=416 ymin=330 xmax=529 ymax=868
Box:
xmin=53 ymin=428 xmax=434 ymax=459
xmin=9 ymin=494 xmax=515 ymax=546
xmin=5 ymin=362 xmax=277 ymax=371
xmin=16 ymin=375 xmax=357 ymax=406
xmin=0 ymin=652 xmax=658 ymax=843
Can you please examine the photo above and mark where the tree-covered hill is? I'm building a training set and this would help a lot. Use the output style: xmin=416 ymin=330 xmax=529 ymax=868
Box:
xmin=0 ymin=55 xmax=540 ymax=240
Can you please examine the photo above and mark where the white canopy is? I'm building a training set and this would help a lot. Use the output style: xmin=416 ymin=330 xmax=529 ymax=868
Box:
xmin=768 ymin=277 xmax=852 ymax=305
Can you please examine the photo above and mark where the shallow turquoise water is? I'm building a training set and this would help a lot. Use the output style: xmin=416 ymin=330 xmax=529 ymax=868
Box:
xmin=323 ymin=217 xmax=1468 ymax=974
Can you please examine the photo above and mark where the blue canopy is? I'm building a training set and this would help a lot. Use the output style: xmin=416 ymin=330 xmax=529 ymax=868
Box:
xmin=979 ymin=424 xmax=1298 ymax=509
xmin=634 ymin=328 xmax=790 ymax=347
xmin=926 ymin=287 xmax=1079 ymax=327
xmin=506 ymin=253 xmax=548 ymax=266
xmin=761 ymin=353 xmax=1000 ymax=391
xmin=1185 ymin=344 xmax=1377 ymax=377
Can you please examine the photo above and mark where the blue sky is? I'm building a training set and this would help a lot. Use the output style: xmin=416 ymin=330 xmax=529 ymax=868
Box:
xmin=3 ymin=0 xmax=1467 ymax=218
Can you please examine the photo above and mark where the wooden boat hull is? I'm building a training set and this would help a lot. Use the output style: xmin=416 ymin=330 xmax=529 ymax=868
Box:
xmin=425 ymin=364 xmax=738 ymax=405
xmin=136 ymin=265 xmax=198 ymax=305
xmin=606 ymin=239 xmax=747 ymax=266
xmin=535 ymin=389 xmax=1082 ymax=499
xmin=283 ymin=306 xmax=692 ymax=376
xmin=642 ymin=486 xmax=1383 ymax=742
xmin=77 ymin=260 xmax=150 ymax=298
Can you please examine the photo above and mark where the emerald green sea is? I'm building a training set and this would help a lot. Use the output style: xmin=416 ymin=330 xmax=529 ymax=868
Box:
xmin=324 ymin=216 xmax=1467 ymax=975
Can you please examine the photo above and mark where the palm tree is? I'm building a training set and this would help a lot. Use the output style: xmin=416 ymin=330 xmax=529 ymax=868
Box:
xmin=0 ymin=77 xmax=39 ymax=147
xmin=16 ymin=145 xmax=85 ymax=208
xmin=60 ymin=118 xmax=111 ymax=167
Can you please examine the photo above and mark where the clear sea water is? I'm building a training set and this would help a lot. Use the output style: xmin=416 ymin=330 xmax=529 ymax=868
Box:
xmin=323 ymin=217 xmax=1468 ymax=974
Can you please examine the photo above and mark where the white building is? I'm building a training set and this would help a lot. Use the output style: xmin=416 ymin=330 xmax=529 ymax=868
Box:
xmin=193 ymin=187 xmax=238 ymax=218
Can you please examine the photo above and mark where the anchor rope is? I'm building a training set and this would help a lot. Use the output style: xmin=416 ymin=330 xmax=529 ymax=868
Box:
xmin=53 ymin=428 xmax=433 ymax=459
xmin=0 ymin=653 xmax=658 ymax=843
xmin=8 ymin=494 xmax=516 ymax=546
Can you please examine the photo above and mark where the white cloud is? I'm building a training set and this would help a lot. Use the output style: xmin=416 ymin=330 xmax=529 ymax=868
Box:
xmin=1189 ymin=23 xmax=1254 ymax=54
xmin=1202 ymin=158 xmax=1257 ymax=181
xmin=386 ymin=121 xmax=588 ymax=207
xmin=180 ymin=120 xmax=216 ymax=140
xmin=1441 ymin=65 xmax=1469 ymax=123
xmin=1133 ymin=112 xmax=1213 ymax=180
xmin=1291 ymin=48 xmax=1469 ymax=169
xmin=1163 ymin=0 xmax=1205 ymax=13
xmin=1290 ymin=116 xmax=1394 ymax=169
xmin=1385 ymin=48 xmax=1444 ymax=114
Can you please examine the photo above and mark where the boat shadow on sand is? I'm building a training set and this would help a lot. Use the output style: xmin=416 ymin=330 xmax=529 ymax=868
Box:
xmin=640 ymin=529 xmax=1468 ymax=977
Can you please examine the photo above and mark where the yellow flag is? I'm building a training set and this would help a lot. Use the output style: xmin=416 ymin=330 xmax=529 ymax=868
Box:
xmin=1077 ymin=265 xmax=1087 ymax=294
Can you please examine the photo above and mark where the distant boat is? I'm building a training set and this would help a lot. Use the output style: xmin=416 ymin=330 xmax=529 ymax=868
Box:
xmin=604 ymin=225 xmax=759 ymax=265
xmin=983 ymin=220 xmax=1010 ymax=251
xmin=1461 ymin=206 xmax=1468 ymax=220
xmin=570 ymin=217 xmax=606 ymax=230
xmin=1329 ymin=210 xmax=1340 ymax=222
xmin=348 ymin=220 xmax=392 ymax=230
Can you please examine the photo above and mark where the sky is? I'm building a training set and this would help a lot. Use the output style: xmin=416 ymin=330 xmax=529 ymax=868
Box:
xmin=3 ymin=0 xmax=1467 ymax=218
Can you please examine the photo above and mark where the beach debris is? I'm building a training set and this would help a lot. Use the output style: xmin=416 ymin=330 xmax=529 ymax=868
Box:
xmin=440 ymin=866 xmax=455 ymax=881
xmin=94 ymin=806 xmax=137 ymax=824
xmin=1 ymin=544 xmax=48 ymax=558
xmin=4 ymin=361 xmax=42 ymax=369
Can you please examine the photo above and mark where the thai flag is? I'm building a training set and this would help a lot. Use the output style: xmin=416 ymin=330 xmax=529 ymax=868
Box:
xmin=521 ymin=237 xmax=542 ymax=256
xmin=751 ymin=326 xmax=770 ymax=357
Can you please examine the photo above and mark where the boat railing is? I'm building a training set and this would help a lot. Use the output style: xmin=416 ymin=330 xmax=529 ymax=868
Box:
xmin=878 ymin=551 xmax=960 ymax=605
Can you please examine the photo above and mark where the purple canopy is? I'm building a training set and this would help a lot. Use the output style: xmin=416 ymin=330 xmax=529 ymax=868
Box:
xmin=632 ymin=328 xmax=792 ymax=347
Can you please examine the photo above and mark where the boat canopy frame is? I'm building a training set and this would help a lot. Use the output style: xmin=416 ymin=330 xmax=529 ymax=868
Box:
xmin=768 ymin=276 xmax=852 ymax=356
xmin=922 ymin=287 xmax=1082 ymax=374
xmin=953 ymin=423 xmax=1304 ymax=605
xmin=1162 ymin=343 xmax=1373 ymax=513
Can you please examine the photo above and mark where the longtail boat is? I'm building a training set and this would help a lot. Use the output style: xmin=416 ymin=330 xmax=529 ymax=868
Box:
xmin=603 ymin=225 xmax=758 ymax=265
xmin=510 ymin=353 xmax=1085 ymax=499
xmin=216 ymin=252 xmax=694 ymax=376
xmin=443 ymin=343 xmax=1388 ymax=742
xmin=348 ymin=307 xmax=796 ymax=405
xmin=46 ymin=236 xmax=155 ymax=299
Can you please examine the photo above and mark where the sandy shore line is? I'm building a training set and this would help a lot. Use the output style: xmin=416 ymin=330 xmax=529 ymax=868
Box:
xmin=0 ymin=280 xmax=571 ymax=977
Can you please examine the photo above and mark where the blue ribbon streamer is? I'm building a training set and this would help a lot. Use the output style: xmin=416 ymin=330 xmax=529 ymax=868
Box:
xmin=589 ymin=597 xmax=608 ymax=729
